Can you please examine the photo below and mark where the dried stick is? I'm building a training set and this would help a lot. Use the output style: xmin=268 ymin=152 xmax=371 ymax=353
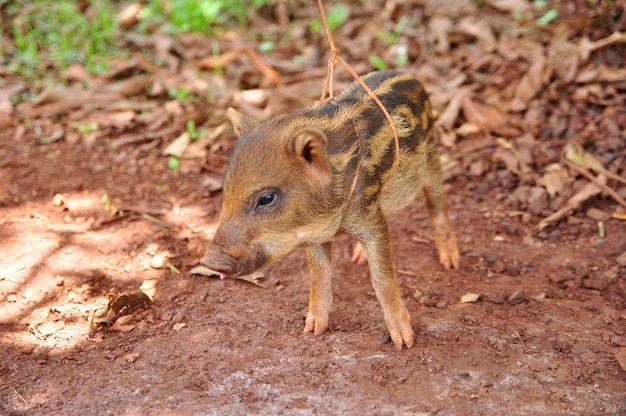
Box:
xmin=564 ymin=158 xmax=626 ymax=210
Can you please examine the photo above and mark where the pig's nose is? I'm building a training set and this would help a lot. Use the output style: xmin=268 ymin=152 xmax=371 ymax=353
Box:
xmin=200 ymin=249 xmax=236 ymax=278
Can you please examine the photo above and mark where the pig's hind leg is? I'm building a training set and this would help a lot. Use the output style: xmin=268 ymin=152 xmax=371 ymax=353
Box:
xmin=422 ymin=146 xmax=460 ymax=270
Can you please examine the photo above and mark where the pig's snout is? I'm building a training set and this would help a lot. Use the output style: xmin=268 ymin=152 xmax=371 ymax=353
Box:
xmin=200 ymin=245 xmax=238 ymax=278
xmin=200 ymin=229 xmax=268 ymax=278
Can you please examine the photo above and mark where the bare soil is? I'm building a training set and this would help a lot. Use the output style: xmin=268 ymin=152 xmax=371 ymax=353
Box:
xmin=1 ymin=125 xmax=625 ymax=415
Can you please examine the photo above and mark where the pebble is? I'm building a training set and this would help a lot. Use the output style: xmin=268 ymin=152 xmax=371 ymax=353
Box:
xmin=616 ymin=252 xmax=626 ymax=267
xmin=582 ymin=278 xmax=606 ymax=291
xmin=548 ymin=229 xmax=561 ymax=241
xmin=491 ymin=260 xmax=506 ymax=273
xmin=486 ymin=293 xmax=505 ymax=304
xmin=511 ymin=185 xmax=531 ymax=209
xmin=501 ymin=222 xmax=519 ymax=235
xmin=507 ymin=290 xmax=526 ymax=305
xmin=586 ymin=208 xmax=608 ymax=221
xmin=567 ymin=215 xmax=583 ymax=225
xmin=485 ymin=252 xmax=500 ymax=264
xmin=506 ymin=261 xmax=521 ymax=275
xmin=419 ymin=295 xmax=439 ymax=307
xmin=469 ymin=160 xmax=487 ymax=177
xmin=461 ymin=314 xmax=478 ymax=325
xmin=528 ymin=186 xmax=548 ymax=215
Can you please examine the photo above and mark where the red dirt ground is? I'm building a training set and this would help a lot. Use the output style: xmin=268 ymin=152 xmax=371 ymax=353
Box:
xmin=1 ymin=125 xmax=625 ymax=415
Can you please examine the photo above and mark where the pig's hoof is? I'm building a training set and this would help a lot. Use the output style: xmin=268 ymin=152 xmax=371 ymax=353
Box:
xmin=439 ymin=241 xmax=460 ymax=270
xmin=350 ymin=241 xmax=368 ymax=265
xmin=436 ymin=234 xmax=460 ymax=270
xmin=389 ymin=327 xmax=415 ymax=351
xmin=304 ymin=314 xmax=329 ymax=336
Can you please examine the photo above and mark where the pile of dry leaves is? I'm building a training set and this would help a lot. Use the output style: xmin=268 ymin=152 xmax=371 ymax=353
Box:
xmin=1 ymin=0 xmax=625 ymax=229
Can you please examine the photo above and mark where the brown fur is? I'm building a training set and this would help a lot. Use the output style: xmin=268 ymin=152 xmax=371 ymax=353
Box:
xmin=201 ymin=71 xmax=460 ymax=350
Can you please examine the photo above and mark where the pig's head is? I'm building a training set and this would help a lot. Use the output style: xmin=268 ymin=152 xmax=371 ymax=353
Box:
xmin=201 ymin=108 xmax=340 ymax=278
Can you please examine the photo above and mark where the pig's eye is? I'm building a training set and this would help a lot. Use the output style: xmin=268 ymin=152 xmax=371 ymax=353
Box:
xmin=257 ymin=192 xmax=278 ymax=209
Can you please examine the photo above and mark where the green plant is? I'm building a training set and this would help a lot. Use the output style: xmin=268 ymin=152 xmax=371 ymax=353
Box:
xmin=370 ymin=15 xmax=410 ymax=70
xmin=77 ymin=122 xmax=99 ymax=135
xmin=310 ymin=3 xmax=350 ymax=32
xmin=186 ymin=120 xmax=204 ymax=140
xmin=376 ymin=15 xmax=409 ymax=45
xmin=141 ymin=0 xmax=271 ymax=34
xmin=369 ymin=55 xmax=387 ymax=70
xmin=167 ymin=86 xmax=192 ymax=101
xmin=7 ymin=0 xmax=119 ymax=76
xmin=168 ymin=156 xmax=181 ymax=173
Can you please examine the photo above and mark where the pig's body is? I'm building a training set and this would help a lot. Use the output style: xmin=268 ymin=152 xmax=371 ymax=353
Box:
xmin=202 ymin=71 xmax=459 ymax=350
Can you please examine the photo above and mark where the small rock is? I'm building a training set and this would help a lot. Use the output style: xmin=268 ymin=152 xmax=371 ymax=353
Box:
xmin=469 ymin=160 xmax=486 ymax=177
xmin=461 ymin=314 xmax=478 ymax=325
xmin=528 ymin=186 xmax=548 ymax=215
xmin=512 ymin=185 xmax=531 ymax=208
xmin=491 ymin=260 xmax=506 ymax=273
xmin=507 ymin=290 xmax=526 ymax=305
xmin=586 ymin=208 xmax=608 ymax=221
xmin=547 ymin=271 xmax=572 ymax=283
xmin=506 ymin=261 xmax=521 ymax=275
xmin=485 ymin=293 xmax=505 ymax=304
xmin=548 ymin=229 xmax=561 ymax=241
xmin=55 ymin=277 xmax=65 ymax=286
xmin=613 ymin=347 xmax=626 ymax=372
xmin=485 ymin=252 xmax=500 ymax=264
xmin=501 ymin=222 xmax=519 ymax=235
xmin=567 ymin=215 xmax=583 ymax=225
xmin=582 ymin=278 xmax=606 ymax=291
xmin=419 ymin=295 xmax=438 ymax=307
xmin=177 ymin=278 xmax=193 ymax=294
xmin=616 ymin=252 xmax=626 ymax=267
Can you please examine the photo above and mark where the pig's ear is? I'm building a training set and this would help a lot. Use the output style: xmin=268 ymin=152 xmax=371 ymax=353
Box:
xmin=287 ymin=129 xmax=331 ymax=184
xmin=227 ymin=107 xmax=257 ymax=137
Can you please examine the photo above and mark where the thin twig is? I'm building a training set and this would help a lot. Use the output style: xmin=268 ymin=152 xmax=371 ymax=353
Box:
xmin=12 ymin=386 xmax=27 ymax=404
xmin=564 ymin=158 xmax=626 ymax=210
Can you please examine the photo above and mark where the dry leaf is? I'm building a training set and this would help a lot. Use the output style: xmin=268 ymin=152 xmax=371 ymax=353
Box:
xmin=429 ymin=15 xmax=452 ymax=54
xmin=539 ymin=164 xmax=569 ymax=196
xmin=510 ymin=52 xmax=546 ymax=112
xmin=614 ymin=347 xmax=626 ymax=372
xmin=487 ymin=0 xmax=530 ymax=14
xmin=163 ymin=132 xmax=191 ymax=158
xmin=140 ymin=279 xmax=158 ymax=300
xmin=173 ymin=322 xmax=186 ymax=332
xmin=460 ymin=293 xmax=481 ymax=303
xmin=575 ymin=64 xmax=626 ymax=83
xmin=190 ymin=265 xmax=266 ymax=287
xmin=457 ymin=16 xmax=496 ymax=52
xmin=436 ymin=88 xmax=470 ymax=130
xmin=461 ymin=96 xmax=518 ymax=136
xmin=538 ymin=174 xmax=606 ymax=229
xmin=0 ymin=82 xmax=25 ymax=115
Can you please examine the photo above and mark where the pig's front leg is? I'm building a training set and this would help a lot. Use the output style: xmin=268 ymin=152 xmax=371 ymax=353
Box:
xmin=358 ymin=220 xmax=414 ymax=351
xmin=303 ymin=242 xmax=333 ymax=336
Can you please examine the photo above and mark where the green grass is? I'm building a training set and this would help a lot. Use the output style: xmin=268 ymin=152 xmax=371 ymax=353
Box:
xmin=4 ymin=0 xmax=272 ymax=79
xmin=6 ymin=0 xmax=119 ymax=76
xmin=140 ymin=0 xmax=272 ymax=34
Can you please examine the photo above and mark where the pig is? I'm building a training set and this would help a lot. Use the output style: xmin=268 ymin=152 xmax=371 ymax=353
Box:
xmin=201 ymin=70 xmax=460 ymax=350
